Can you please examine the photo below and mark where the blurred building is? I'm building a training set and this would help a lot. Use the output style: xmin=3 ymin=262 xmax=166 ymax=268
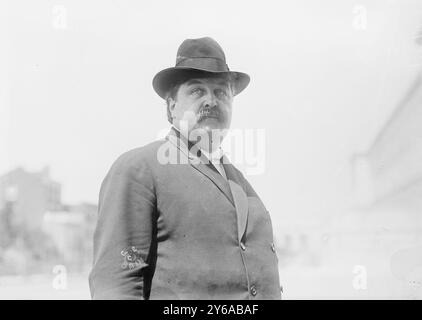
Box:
xmin=311 ymin=61 xmax=422 ymax=300
xmin=0 ymin=165 xmax=97 ymax=275
xmin=328 ymin=66 xmax=422 ymax=263
xmin=0 ymin=166 xmax=62 ymax=230
xmin=42 ymin=205 xmax=96 ymax=272
xmin=353 ymin=72 xmax=422 ymax=210
xmin=47 ymin=202 xmax=97 ymax=270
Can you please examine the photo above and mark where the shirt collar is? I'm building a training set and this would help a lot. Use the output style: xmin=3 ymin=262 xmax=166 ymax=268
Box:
xmin=171 ymin=126 xmax=225 ymax=163
xmin=200 ymin=147 xmax=225 ymax=164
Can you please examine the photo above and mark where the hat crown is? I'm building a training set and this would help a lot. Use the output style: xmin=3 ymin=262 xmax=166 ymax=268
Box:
xmin=152 ymin=36 xmax=250 ymax=99
xmin=176 ymin=37 xmax=227 ymax=66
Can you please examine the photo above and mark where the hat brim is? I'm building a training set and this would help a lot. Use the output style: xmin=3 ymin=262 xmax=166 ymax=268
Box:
xmin=152 ymin=67 xmax=250 ymax=99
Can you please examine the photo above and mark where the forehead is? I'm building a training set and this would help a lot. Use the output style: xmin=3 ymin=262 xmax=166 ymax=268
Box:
xmin=182 ymin=77 xmax=231 ymax=88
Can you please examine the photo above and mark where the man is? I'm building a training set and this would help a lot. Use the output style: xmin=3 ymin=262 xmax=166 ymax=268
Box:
xmin=89 ymin=37 xmax=282 ymax=299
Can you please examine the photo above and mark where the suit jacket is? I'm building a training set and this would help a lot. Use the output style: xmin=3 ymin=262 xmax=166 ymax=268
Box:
xmin=89 ymin=127 xmax=282 ymax=300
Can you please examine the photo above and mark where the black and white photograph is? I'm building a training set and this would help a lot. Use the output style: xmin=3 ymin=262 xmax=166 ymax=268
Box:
xmin=1 ymin=0 xmax=422 ymax=302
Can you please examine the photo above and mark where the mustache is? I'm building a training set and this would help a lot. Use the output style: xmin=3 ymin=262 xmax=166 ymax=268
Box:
xmin=197 ymin=106 xmax=222 ymax=121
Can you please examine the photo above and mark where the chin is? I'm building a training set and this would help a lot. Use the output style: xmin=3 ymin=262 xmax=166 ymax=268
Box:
xmin=199 ymin=126 xmax=230 ymax=142
xmin=200 ymin=123 xmax=218 ymax=131
xmin=200 ymin=118 xmax=227 ymax=129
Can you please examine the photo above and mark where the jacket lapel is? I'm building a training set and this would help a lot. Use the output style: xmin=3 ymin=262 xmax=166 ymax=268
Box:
xmin=165 ymin=128 xmax=249 ymax=243
xmin=191 ymin=161 xmax=235 ymax=208
xmin=165 ymin=129 xmax=235 ymax=207
xmin=222 ymin=156 xmax=249 ymax=243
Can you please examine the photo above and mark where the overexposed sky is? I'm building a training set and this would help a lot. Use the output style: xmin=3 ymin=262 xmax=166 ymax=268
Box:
xmin=1 ymin=0 xmax=422 ymax=231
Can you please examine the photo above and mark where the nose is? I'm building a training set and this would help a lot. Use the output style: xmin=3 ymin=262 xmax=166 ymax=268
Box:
xmin=203 ymin=92 xmax=218 ymax=109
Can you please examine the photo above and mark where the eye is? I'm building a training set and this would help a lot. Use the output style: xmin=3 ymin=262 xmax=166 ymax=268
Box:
xmin=215 ymin=88 xmax=229 ymax=99
xmin=190 ymin=87 xmax=204 ymax=96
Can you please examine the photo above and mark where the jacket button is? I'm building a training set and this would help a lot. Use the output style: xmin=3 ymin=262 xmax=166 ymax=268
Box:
xmin=250 ymin=285 xmax=257 ymax=296
xmin=271 ymin=243 xmax=276 ymax=252
xmin=240 ymin=242 xmax=246 ymax=251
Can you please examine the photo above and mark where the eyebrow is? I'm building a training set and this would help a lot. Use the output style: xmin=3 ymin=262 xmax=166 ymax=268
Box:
xmin=185 ymin=79 xmax=230 ymax=88
xmin=185 ymin=79 xmax=204 ymax=86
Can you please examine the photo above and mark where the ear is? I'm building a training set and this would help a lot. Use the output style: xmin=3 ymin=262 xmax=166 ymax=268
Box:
xmin=168 ymin=97 xmax=176 ymax=111
xmin=168 ymin=97 xmax=177 ymax=121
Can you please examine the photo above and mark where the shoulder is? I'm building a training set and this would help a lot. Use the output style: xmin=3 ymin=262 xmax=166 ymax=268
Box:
xmin=113 ymin=140 xmax=165 ymax=169
xmin=105 ymin=139 xmax=167 ymax=180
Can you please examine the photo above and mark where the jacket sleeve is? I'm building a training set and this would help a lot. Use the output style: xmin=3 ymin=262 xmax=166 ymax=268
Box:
xmin=89 ymin=153 xmax=156 ymax=300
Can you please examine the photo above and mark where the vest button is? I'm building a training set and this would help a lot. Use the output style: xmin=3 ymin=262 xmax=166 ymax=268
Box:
xmin=271 ymin=243 xmax=276 ymax=252
xmin=240 ymin=242 xmax=246 ymax=251
xmin=250 ymin=285 xmax=257 ymax=296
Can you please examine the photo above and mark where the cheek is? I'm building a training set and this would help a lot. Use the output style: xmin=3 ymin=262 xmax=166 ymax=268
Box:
xmin=174 ymin=99 xmax=194 ymax=116
xmin=174 ymin=101 xmax=201 ymax=125
xmin=221 ymin=103 xmax=232 ymax=117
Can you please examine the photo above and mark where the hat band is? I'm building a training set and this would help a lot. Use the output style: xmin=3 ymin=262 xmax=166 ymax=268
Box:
xmin=175 ymin=57 xmax=230 ymax=72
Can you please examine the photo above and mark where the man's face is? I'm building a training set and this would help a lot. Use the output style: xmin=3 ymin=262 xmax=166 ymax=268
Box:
xmin=169 ymin=76 xmax=233 ymax=144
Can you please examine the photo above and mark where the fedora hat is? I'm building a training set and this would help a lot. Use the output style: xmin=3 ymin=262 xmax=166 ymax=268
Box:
xmin=152 ymin=37 xmax=250 ymax=99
